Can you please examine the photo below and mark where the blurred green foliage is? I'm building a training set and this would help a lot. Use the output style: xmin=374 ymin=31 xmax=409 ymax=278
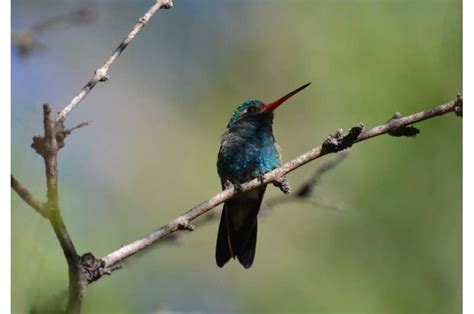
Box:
xmin=12 ymin=0 xmax=461 ymax=313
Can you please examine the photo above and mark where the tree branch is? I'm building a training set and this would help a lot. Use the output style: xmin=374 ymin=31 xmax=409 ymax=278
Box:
xmin=12 ymin=2 xmax=175 ymax=312
xmin=112 ymin=153 xmax=349 ymax=252
xmin=10 ymin=175 xmax=48 ymax=218
xmin=58 ymin=121 xmax=92 ymax=136
xmin=12 ymin=6 xmax=94 ymax=56
xmin=31 ymin=104 xmax=83 ymax=313
xmin=257 ymin=150 xmax=350 ymax=214
xmin=356 ymin=95 xmax=462 ymax=142
xmin=294 ymin=150 xmax=350 ymax=198
xmin=55 ymin=0 xmax=174 ymax=124
xmin=101 ymin=95 xmax=462 ymax=270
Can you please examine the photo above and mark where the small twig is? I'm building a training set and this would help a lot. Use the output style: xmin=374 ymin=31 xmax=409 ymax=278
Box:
xmin=10 ymin=175 xmax=48 ymax=218
xmin=12 ymin=6 xmax=94 ymax=56
xmin=294 ymin=151 xmax=350 ymax=198
xmin=55 ymin=0 xmax=174 ymax=123
xmin=59 ymin=121 xmax=92 ymax=136
xmin=30 ymin=7 xmax=93 ymax=33
xmin=100 ymin=96 xmax=462 ymax=272
xmin=262 ymin=197 xmax=344 ymax=216
xmin=261 ymin=151 xmax=350 ymax=214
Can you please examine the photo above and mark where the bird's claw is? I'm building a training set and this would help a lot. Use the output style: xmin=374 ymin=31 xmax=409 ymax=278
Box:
xmin=224 ymin=180 xmax=242 ymax=193
xmin=224 ymin=180 xmax=233 ymax=190
xmin=257 ymin=172 xmax=266 ymax=184
xmin=273 ymin=176 xmax=291 ymax=195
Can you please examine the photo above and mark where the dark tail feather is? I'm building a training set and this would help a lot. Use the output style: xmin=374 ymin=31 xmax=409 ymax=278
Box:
xmin=215 ymin=187 xmax=265 ymax=269
xmin=236 ymin=219 xmax=257 ymax=269
xmin=216 ymin=207 xmax=232 ymax=267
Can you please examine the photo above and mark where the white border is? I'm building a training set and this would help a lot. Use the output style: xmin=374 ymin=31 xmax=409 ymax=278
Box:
xmin=463 ymin=0 xmax=470 ymax=311
xmin=1 ymin=0 xmax=11 ymax=311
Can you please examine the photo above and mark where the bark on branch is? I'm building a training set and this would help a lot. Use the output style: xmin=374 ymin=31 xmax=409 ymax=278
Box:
xmin=30 ymin=104 xmax=84 ymax=313
xmin=55 ymin=0 xmax=174 ymax=123
xmin=101 ymin=95 xmax=462 ymax=271
xmin=11 ymin=175 xmax=47 ymax=218
xmin=11 ymin=2 xmax=174 ymax=312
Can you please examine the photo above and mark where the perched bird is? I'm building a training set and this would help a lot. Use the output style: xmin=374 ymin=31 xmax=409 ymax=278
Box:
xmin=216 ymin=82 xmax=311 ymax=269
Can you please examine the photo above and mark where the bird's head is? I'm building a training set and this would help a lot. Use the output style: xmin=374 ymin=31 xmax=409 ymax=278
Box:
xmin=226 ymin=82 xmax=311 ymax=129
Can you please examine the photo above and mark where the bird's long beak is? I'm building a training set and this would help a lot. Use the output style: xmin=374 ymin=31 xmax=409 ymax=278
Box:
xmin=262 ymin=82 xmax=311 ymax=112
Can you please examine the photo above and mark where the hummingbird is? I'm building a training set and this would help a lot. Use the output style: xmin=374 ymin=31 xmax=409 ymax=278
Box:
xmin=215 ymin=82 xmax=311 ymax=269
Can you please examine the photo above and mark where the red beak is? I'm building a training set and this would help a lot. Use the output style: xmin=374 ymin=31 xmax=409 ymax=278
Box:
xmin=262 ymin=82 xmax=311 ymax=112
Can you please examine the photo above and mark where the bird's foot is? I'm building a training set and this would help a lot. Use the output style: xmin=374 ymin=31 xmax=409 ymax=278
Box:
xmin=257 ymin=172 xmax=266 ymax=184
xmin=273 ymin=176 xmax=291 ymax=195
xmin=224 ymin=180 xmax=242 ymax=194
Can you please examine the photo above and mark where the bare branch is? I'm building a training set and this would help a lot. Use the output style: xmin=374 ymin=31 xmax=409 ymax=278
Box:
xmin=31 ymin=105 xmax=83 ymax=313
xmin=294 ymin=150 xmax=349 ymax=198
xmin=55 ymin=0 xmax=174 ymax=123
xmin=258 ymin=151 xmax=351 ymax=214
xmin=11 ymin=175 xmax=48 ymax=218
xmin=14 ymin=106 xmax=91 ymax=313
xmin=145 ymin=154 xmax=348 ymax=249
xmin=101 ymin=95 xmax=462 ymax=270
xmin=355 ymin=96 xmax=462 ymax=142
xmin=12 ymin=6 xmax=94 ymax=56
xmin=153 ymin=153 xmax=349 ymax=247
xmin=59 ymin=121 xmax=92 ymax=136
xmin=13 ymin=2 xmax=175 ymax=312
xmin=262 ymin=198 xmax=344 ymax=217
xmin=29 ymin=6 xmax=93 ymax=33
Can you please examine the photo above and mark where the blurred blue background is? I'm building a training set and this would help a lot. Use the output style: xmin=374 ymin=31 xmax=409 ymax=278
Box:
xmin=12 ymin=0 xmax=461 ymax=313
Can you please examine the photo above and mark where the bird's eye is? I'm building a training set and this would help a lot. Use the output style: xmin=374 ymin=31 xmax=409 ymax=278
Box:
xmin=245 ymin=106 xmax=257 ymax=114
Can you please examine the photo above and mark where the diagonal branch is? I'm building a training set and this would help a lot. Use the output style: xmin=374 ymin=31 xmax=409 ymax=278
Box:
xmin=149 ymin=153 xmax=349 ymax=248
xmin=294 ymin=150 xmax=350 ymax=198
xmin=29 ymin=6 xmax=93 ymax=33
xmin=55 ymin=0 xmax=174 ymax=123
xmin=100 ymin=95 xmax=462 ymax=270
xmin=10 ymin=175 xmax=48 ymax=218
xmin=12 ymin=2 xmax=175 ymax=313
xmin=12 ymin=6 xmax=94 ymax=56
xmin=258 ymin=150 xmax=350 ymax=214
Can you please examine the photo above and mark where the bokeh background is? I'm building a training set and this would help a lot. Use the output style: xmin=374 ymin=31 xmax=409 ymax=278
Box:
xmin=12 ymin=0 xmax=462 ymax=313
